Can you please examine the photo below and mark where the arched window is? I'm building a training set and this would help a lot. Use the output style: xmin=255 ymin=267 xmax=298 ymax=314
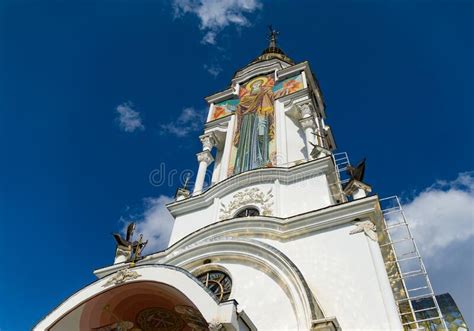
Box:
xmin=197 ymin=270 xmax=232 ymax=302
xmin=235 ymin=207 xmax=260 ymax=218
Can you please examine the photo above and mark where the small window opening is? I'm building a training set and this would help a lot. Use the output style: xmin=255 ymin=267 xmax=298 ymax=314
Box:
xmin=235 ymin=207 xmax=260 ymax=218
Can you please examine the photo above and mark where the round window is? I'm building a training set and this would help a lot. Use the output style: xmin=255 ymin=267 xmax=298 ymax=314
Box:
xmin=197 ymin=270 xmax=232 ymax=302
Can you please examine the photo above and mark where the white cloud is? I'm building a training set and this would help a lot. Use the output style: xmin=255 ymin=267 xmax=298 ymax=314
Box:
xmin=173 ymin=0 xmax=262 ymax=44
xmin=203 ymin=63 xmax=222 ymax=77
xmin=401 ymin=172 xmax=474 ymax=325
xmin=123 ymin=195 xmax=175 ymax=253
xmin=160 ymin=107 xmax=206 ymax=137
xmin=402 ymin=171 xmax=474 ymax=258
xmin=115 ymin=102 xmax=145 ymax=133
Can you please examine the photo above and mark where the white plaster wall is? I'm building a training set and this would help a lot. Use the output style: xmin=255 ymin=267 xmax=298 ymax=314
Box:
xmin=284 ymin=113 xmax=307 ymax=164
xmin=260 ymin=224 xmax=401 ymax=330
xmin=274 ymin=99 xmax=287 ymax=166
xmin=169 ymin=204 xmax=217 ymax=246
xmin=279 ymin=174 xmax=332 ymax=217
xmin=211 ymin=148 xmax=223 ymax=185
xmin=221 ymin=262 xmax=299 ymax=331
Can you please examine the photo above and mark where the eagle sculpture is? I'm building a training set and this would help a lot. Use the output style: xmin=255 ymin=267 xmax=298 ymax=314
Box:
xmin=112 ymin=222 xmax=135 ymax=248
xmin=346 ymin=158 xmax=366 ymax=182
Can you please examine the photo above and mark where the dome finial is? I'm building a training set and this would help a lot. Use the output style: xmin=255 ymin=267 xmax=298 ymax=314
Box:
xmin=268 ymin=25 xmax=280 ymax=49
xmin=248 ymin=25 xmax=293 ymax=65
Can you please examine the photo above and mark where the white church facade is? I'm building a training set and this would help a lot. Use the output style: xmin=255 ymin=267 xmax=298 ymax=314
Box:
xmin=35 ymin=31 xmax=454 ymax=331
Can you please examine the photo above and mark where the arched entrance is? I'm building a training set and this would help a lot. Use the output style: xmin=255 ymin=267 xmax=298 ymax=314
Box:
xmin=35 ymin=265 xmax=253 ymax=331
xmin=52 ymin=281 xmax=208 ymax=331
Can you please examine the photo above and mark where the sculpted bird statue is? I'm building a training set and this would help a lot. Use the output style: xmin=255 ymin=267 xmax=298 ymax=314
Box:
xmin=112 ymin=222 xmax=135 ymax=248
xmin=346 ymin=157 xmax=366 ymax=182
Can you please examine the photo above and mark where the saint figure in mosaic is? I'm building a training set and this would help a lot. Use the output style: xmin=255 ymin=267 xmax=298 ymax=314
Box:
xmin=233 ymin=75 xmax=275 ymax=174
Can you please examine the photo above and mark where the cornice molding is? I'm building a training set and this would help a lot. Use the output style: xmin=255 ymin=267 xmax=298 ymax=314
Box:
xmin=277 ymin=61 xmax=308 ymax=79
xmin=205 ymin=87 xmax=235 ymax=104
xmin=170 ymin=195 xmax=381 ymax=249
xmin=278 ymin=87 xmax=312 ymax=105
xmin=204 ymin=113 xmax=233 ymax=130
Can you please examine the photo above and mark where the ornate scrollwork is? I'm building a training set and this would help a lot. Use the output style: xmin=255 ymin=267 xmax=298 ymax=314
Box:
xmin=219 ymin=187 xmax=273 ymax=220
xmin=102 ymin=268 xmax=141 ymax=287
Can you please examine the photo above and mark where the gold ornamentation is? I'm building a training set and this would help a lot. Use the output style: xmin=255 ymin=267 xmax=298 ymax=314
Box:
xmin=175 ymin=305 xmax=208 ymax=330
xmin=219 ymin=187 xmax=273 ymax=220
xmin=137 ymin=307 xmax=184 ymax=331
xmin=102 ymin=269 xmax=141 ymax=287
xmin=196 ymin=271 xmax=232 ymax=302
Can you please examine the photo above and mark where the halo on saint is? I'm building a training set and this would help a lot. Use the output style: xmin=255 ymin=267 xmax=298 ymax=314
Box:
xmin=245 ymin=76 xmax=269 ymax=91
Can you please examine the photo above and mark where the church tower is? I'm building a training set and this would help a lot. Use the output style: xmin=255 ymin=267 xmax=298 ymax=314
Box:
xmin=35 ymin=29 xmax=456 ymax=331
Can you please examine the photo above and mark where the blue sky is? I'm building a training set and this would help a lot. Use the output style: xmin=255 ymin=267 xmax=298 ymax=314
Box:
xmin=0 ymin=0 xmax=472 ymax=329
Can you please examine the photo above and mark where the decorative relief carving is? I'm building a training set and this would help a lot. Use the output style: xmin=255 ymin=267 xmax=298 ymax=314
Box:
xmin=349 ymin=220 xmax=378 ymax=242
xmin=209 ymin=321 xmax=225 ymax=331
xmin=102 ymin=268 xmax=141 ymax=287
xmin=219 ymin=187 xmax=273 ymax=220
xmin=298 ymin=102 xmax=313 ymax=117
xmin=299 ymin=116 xmax=316 ymax=129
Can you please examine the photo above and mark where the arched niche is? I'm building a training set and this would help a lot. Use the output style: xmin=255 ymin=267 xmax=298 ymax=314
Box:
xmin=71 ymin=281 xmax=206 ymax=330
xmin=34 ymin=266 xmax=246 ymax=331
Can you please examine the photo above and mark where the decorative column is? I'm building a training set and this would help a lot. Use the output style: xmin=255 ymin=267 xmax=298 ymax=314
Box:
xmin=193 ymin=132 xmax=217 ymax=195
xmin=193 ymin=151 xmax=214 ymax=194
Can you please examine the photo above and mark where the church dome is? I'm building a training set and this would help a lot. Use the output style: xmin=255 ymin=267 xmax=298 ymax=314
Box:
xmin=251 ymin=39 xmax=294 ymax=65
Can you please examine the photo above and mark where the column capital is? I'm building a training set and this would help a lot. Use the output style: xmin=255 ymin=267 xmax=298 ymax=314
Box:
xmin=199 ymin=132 xmax=217 ymax=151
xmin=299 ymin=116 xmax=316 ymax=130
xmin=298 ymin=102 xmax=314 ymax=118
xmin=196 ymin=150 xmax=214 ymax=165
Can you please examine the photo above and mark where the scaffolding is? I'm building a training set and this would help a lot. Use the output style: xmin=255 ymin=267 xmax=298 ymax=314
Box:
xmin=333 ymin=152 xmax=447 ymax=330
xmin=333 ymin=152 xmax=351 ymax=185
xmin=331 ymin=152 xmax=351 ymax=203
xmin=379 ymin=196 xmax=447 ymax=330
